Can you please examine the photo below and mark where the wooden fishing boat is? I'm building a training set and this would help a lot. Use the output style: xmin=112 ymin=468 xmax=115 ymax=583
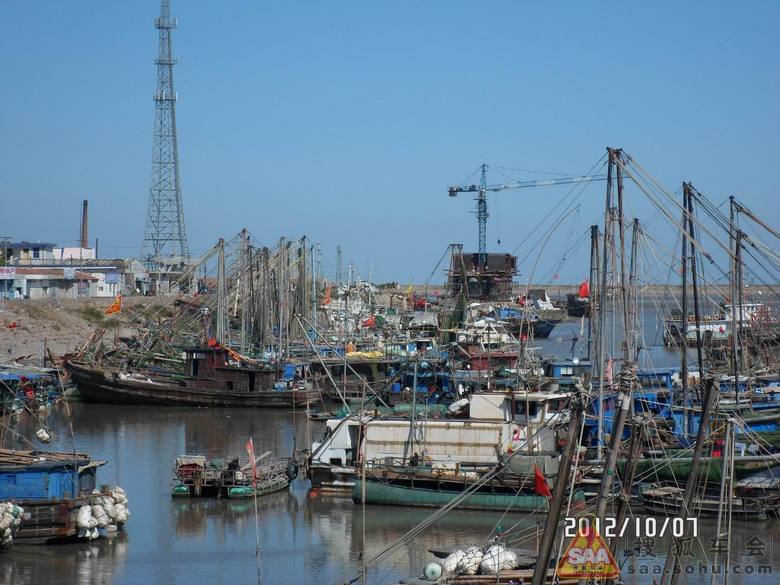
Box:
xmin=66 ymin=347 xmax=319 ymax=408
xmin=640 ymin=483 xmax=780 ymax=520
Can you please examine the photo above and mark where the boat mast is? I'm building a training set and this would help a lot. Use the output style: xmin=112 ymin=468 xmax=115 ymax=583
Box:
xmin=285 ymin=240 xmax=292 ymax=357
xmin=531 ymin=391 xmax=584 ymax=585
xmin=587 ymin=224 xmax=599 ymax=362
xmin=311 ymin=243 xmax=318 ymax=333
xmin=596 ymin=149 xmax=614 ymax=460
xmin=216 ymin=238 xmax=226 ymax=345
xmin=593 ymin=148 xmax=634 ymax=532
xmin=628 ymin=218 xmax=640 ymax=362
xmin=680 ymin=188 xmax=690 ymax=438
xmin=261 ymin=247 xmax=270 ymax=352
xmin=406 ymin=360 xmax=419 ymax=462
xmin=616 ymin=157 xmax=631 ymax=359
xmin=277 ymin=237 xmax=286 ymax=362
xmin=736 ymin=229 xmax=746 ymax=381
xmin=240 ymin=229 xmax=250 ymax=354
xmin=711 ymin=417 xmax=735 ymax=585
xmin=658 ymin=376 xmax=717 ymax=585
xmin=729 ymin=197 xmax=740 ymax=405
xmin=685 ymin=185 xmax=705 ymax=377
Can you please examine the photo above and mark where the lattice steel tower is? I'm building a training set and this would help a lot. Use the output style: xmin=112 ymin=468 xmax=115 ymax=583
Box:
xmin=141 ymin=0 xmax=189 ymax=268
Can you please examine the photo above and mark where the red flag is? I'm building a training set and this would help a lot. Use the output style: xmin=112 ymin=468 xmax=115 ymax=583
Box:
xmin=534 ymin=464 xmax=552 ymax=497
xmin=104 ymin=294 xmax=122 ymax=315
xmin=7 ymin=322 xmax=17 ymax=330
xmin=245 ymin=437 xmax=257 ymax=487
xmin=578 ymin=280 xmax=590 ymax=298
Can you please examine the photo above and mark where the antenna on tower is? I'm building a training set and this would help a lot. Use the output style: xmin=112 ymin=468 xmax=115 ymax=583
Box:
xmin=336 ymin=246 xmax=343 ymax=286
xmin=142 ymin=0 xmax=189 ymax=279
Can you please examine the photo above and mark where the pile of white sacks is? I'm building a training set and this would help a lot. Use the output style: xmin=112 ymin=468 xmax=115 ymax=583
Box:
xmin=0 ymin=503 xmax=23 ymax=550
xmin=425 ymin=545 xmax=518 ymax=580
xmin=76 ymin=487 xmax=130 ymax=540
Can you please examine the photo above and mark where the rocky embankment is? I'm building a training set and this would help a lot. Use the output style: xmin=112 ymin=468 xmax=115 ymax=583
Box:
xmin=0 ymin=297 xmax=163 ymax=365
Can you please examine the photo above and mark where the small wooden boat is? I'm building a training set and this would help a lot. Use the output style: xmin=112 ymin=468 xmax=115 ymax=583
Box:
xmin=172 ymin=454 xmax=294 ymax=498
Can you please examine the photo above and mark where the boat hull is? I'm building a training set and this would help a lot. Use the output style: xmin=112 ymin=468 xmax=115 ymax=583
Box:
xmin=226 ymin=477 xmax=289 ymax=499
xmin=66 ymin=361 xmax=318 ymax=408
xmin=308 ymin=464 xmax=356 ymax=492
xmin=640 ymin=485 xmax=780 ymax=520
xmin=623 ymin=457 xmax=777 ymax=483
xmin=353 ymin=478 xmax=549 ymax=512
xmin=14 ymin=499 xmax=81 ymax=544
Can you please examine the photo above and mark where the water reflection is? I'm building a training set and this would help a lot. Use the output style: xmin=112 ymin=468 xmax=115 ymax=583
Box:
xmin=0 ymin=533 xmax=128 ymax=585
xmin=0 ymin=390 xmax=776 ymax=583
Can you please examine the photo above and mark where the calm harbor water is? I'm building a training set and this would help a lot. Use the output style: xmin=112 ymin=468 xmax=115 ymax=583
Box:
xmin=2 ymin=402 xmax=778 ymax=585
xmin=1 ymin=308 xmax=778 ymax=585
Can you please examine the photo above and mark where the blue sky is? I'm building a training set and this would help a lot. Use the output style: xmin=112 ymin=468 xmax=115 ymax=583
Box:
xmin=1 ymin=1 xmax=778 ymax=283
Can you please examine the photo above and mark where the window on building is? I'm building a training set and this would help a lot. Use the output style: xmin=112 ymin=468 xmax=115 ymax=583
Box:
xmin=33 ymin=248 xmax=40 ymax=259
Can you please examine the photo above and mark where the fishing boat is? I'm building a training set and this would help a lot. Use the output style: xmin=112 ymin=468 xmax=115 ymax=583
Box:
xmin=640 ymin=483 xmax=780 ymax=519
xmin=65 ymin=346 xmax=319 ymax=408
xmin=0 ymin=449 xmax=129 ymax=543
xmin=662 ymin=302 xmax=775 ymax=346
xmin=172 ymin=453 xmax=295 ymax=498
xmin=309 ymin=390 xmax=571 ymax=493
xmin=0 ymin=366 xmax=65 ymax=414
xmin=354 ymin=460 xmax=555 ymax=512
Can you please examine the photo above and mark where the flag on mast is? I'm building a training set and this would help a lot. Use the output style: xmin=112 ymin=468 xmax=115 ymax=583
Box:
xmin=245 ymin=437 xmax=258 ymax=487
xmin=534 ymin=463 xmax=552 ymax=497
xmin=105 ymin=294 xmax=122 ymax=315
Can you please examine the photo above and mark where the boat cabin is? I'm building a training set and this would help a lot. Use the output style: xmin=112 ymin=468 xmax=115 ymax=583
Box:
xmin=182 ymin=347 xmax=277 ymax=392
xmin=0 ymin=450 xmax=105 ymax=501
xmin=183 ymin=347 xmax=228 ymax=378
xmin=312 ymin=417 xmax=364 ymax=468
xmin=544 ymin=358 xmax=592 ymax=380
xmin=470 ymin=391 xmax=570 ymax=425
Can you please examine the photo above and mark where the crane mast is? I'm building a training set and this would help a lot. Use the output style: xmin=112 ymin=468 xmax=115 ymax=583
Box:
xmin=448 ymin=164 xmax=607 ymax=264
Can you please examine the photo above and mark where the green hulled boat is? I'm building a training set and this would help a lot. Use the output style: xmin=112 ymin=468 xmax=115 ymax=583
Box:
xmin=354 ymin=478 xmax=551 ymax=512
xmin=171 ymin=454 xmax=294 ymax=498
xmin=227 ymin=475 xmax=289 ymax=499
xmin=621 ymin=456 xmax=777 ymax=483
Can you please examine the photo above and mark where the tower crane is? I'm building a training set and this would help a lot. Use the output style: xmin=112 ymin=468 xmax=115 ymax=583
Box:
xmin=448 ymin=163 xmax=607 ymax=265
